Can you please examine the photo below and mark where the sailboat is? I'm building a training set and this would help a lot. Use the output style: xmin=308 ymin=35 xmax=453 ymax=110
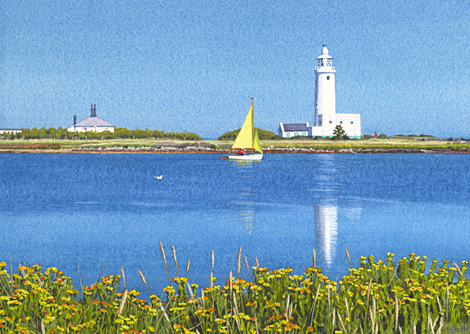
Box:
xmin=228 ymin=100 xmax=263 ymax=161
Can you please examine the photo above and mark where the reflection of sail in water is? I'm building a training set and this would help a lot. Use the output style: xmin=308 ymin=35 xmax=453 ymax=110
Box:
xmin=314 ymin=205 xmax=338 ymax=266
xmin=231 ymin=161 xmax=260 ymax=235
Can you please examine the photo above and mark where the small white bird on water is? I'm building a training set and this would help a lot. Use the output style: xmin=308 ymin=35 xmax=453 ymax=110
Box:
xmin=154 ymin=175 xmax=163 ymax=180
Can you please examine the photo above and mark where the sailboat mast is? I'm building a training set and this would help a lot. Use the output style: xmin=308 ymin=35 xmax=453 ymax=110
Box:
xmin=251 ymin=98 xmax=254 ymax=155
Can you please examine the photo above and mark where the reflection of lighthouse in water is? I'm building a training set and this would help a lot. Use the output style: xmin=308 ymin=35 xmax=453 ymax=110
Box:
xmin=314 ymin=205 xmax=338 ymax=266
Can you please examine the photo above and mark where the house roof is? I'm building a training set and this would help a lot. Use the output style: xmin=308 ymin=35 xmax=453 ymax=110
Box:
xmin=283 ymin=123 xmax=309 ymax=132
xmin=74 ymin=117 xmax=114 ymax=127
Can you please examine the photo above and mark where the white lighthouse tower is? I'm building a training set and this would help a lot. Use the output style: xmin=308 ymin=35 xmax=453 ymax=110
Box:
xmin=314 ymin=45 xmax=336 ymax=132
xmin=309 ymin=45 xmax=361 ymax=138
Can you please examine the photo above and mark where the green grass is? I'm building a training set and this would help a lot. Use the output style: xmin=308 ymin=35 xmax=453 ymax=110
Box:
xmin=1 ymin=138 xmax=469 ymax=152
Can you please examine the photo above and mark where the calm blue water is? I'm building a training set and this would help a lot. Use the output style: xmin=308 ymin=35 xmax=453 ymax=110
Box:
xmin=1 ymin=153 xmax=470 ymax=300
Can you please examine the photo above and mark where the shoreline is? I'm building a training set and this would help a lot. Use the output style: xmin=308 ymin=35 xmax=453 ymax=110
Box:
xmin=1 ymin=147 xmax=470 ymax=154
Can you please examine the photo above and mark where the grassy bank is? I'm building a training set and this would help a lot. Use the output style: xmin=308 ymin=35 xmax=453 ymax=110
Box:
xmin=1 ymin=137 xmax=470 ymax=152
xmin=260 ymin=139 xmax=470 ymax=151
xmin=1 ymin=248 xmax=469 ymax=333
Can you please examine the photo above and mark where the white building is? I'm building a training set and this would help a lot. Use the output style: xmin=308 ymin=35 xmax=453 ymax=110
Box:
xmin=278 ymin=122 xmax=309 ymax=138
xmin=68 ymin=104 xmax=115 ymax=133
xmin=0 ymin=129 xmax=22 ymax=134
xmin=309 ymin=45 xmax=361 ymax=138
xmin=278 ymin=45 xmax=361 ymax=139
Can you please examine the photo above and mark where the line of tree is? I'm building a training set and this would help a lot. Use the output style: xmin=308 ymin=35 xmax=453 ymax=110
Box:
xmin=113 ymin=128 xmax=201 ymax=140
xmin=218 ymin=128 xmax=282 ymax=140
xmin=1 ymin=127 xmax=201 ymax=141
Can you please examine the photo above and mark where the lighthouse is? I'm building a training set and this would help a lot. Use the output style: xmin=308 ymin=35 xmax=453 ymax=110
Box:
xmin=314 ymin=45 xmax=336 ymax=133
xmin=309 ymin=45 xmax=361 ymax=138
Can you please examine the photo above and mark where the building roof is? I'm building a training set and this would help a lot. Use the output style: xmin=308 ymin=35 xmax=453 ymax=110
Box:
xmin=74 ymin=117 xmax=115 ymax=128
xmin=283 ymin=123 xmax=309 ymax=132
xmin=317 ymin=45 xmax=333 ymax=59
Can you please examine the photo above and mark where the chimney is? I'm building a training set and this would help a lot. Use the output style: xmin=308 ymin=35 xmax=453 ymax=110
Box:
xmin=91 ymin=104 xmax=94 ymax=117
xmin=73 ymin=115 xmax=77 ymax=125
xmin=94 ymin=104 xmax=97 ymax=117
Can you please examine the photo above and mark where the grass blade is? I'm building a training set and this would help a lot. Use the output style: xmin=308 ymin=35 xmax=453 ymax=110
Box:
xmin=345 ymin=247 xmax=352 ymax=268
xmin=211 ymin=249 xmax=214 ymax=270
xmin=18 ymin=262 xmax=26 ymax=278
xmin=185 ymin=259 xmax=190 ymax=278
xmin=244 ymin=255 xmax=253 ymax=282
xmin=118 ymin=289 xmax=128 ymax=314
xmin=453 ymin=261 xmax=463 ymax=277
xmin=77 ymin=264 xmax=84 ymax=298
xmin=97 ymin=263 xmax=104 ymax=284
xmin=138 ymin=269 xmax=151 ymax=295
xmin=160 ymin=241 xmax=172 ymax=286
xmin=121 ymin=265 xmax=126 ymax=291
xmin=10 ymin=256 xmax=13 ymax=292
xmin=237 ymin=246 xmax=242 ymax=279
xmin=394 ymin=295 xmax=399 ymax=334
xmin=172 ymin=245 xmax=180 ymax=278
xmin=337 ymin=310 xmax=348 ymax=334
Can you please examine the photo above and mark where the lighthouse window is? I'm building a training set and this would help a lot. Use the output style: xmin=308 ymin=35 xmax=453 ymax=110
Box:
xmin=327 ymin=76 xmax=330 ymax=80
xmin=329 ymin=121 xmax=332 ymax=124
xmin=351 ymin=122 xmax=354 ymax=124
xmin=340 ymin=121 xmax=343 ymax=124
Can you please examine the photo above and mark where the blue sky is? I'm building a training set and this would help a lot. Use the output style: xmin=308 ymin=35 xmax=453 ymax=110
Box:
xmin=1 ymin=0 xmax=470 ymax=138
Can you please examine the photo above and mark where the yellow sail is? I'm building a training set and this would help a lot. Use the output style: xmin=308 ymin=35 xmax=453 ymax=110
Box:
xmin=232 ymin=105 xmax=254 ymax=150
xmin=253 ymin=129 xmax=262 ymax=154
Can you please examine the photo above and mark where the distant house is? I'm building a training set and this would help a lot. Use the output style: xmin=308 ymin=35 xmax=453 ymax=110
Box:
xmin=278 ymin=122 xmax=310 ymax=138
xmin=0 ymin=129 xmax=22 ymax=134
xmin=68 ymin=104 xmax=115 ymax=133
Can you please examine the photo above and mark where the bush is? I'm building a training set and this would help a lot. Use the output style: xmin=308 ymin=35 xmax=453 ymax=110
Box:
xmin=332 ymin=125 xmax=349 ymax=140
xmin=362 ymin=134 xmax=373 ymax=139
xmin=378 ymin=134 xmax=388 ymax=139
xmin=218 ymin=128 xmax=281 ymax=140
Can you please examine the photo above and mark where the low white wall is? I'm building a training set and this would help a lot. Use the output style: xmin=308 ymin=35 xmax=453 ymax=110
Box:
xmin=67 ymin=127 xmax=115 ymax=133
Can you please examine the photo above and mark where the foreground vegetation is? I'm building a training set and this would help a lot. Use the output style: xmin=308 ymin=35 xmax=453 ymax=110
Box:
xmin=1 ymin=248 xmax=470 ymax=333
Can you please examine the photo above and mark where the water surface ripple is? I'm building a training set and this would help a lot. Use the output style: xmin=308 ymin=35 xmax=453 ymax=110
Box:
xmin=1 ymin=153 xmax=469 ymax=299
